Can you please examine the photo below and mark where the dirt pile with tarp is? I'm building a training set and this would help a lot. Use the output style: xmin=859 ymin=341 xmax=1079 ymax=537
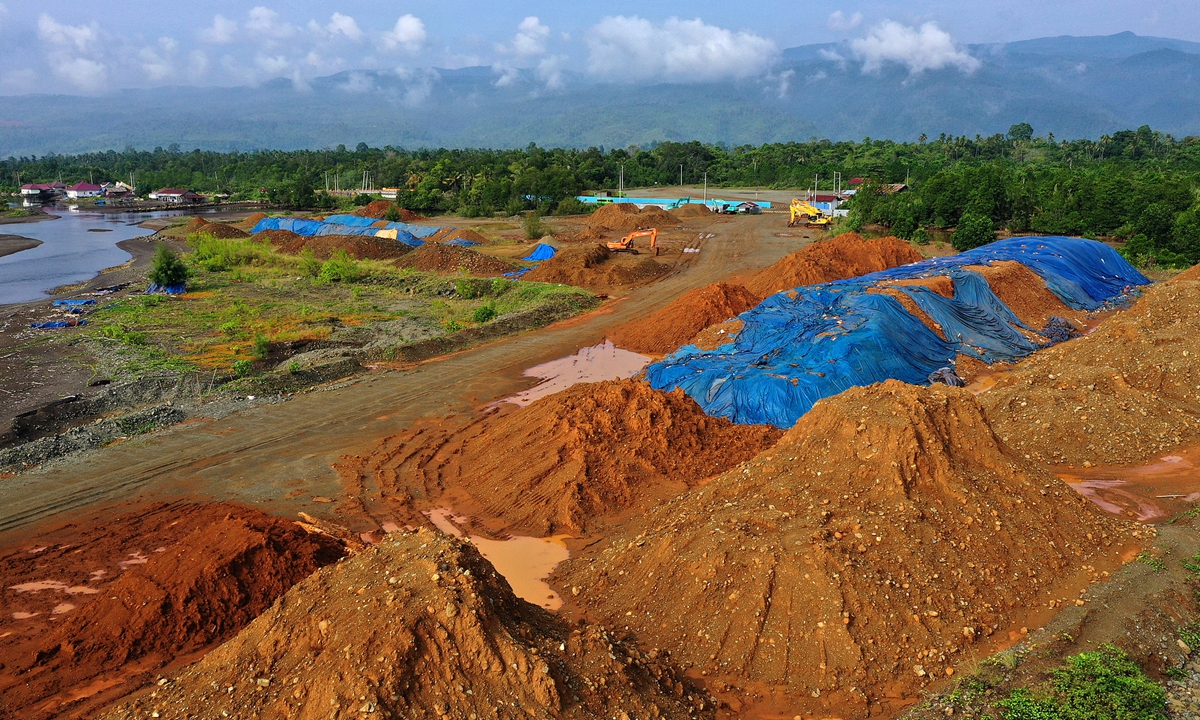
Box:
xmin=231 ymin=211 xmax=268 ymax=231
xmin=0 ymin=502 xmax=345 ymax=719
xmin=353 ymin=200 xmax=423 ymax=221
xmin=979 ymin=265 xmax=1200 ymax=466
xmin=422 ymin=227 xmax=489 ymax=245
xmin=557 ymin=380 xmax=1136 ymax=718
xmin=586 ymin=203 xmax=680 ymax=233
xmin=335 ymin=379 xmax=781 ymax=536
xmin=257 ymin=230 xmax=413 ymax=260
xmin=607 ymin=282 xmax=762 ymax=355
xmin=395 ymin=243 xmax=516 ymax=276
xmin=646 ymin=237 xmax=1149 ymax=428
xmin=101 ymin=530 xmax=714 ymax=720
xmin=523 ymin=244 xmax=669 ymax=290
xmin=745 ymin=232 xmax=924 ymax=297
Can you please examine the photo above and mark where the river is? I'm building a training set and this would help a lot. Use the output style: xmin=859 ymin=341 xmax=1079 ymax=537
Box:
xmin=0 ymin=207 xmax=221 ymax=306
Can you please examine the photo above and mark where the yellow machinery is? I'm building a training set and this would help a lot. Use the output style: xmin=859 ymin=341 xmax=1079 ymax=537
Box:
xmin=788 ymin=199 xmax=831 ymax=228
xmin=607 ymin=228 xmax=659 ymax=256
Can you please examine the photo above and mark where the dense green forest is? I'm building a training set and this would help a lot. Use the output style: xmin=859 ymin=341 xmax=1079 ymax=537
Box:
xmin=5 ymin=124 xmax=1200 ymax=266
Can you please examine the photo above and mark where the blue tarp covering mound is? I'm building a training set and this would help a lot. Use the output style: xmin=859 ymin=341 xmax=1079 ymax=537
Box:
xmin=446 ymin=237 xmax=481 ymax=248
xmin=521 ymin=243 xmax=557 ymax=261
xmin=251 ymin=218 xmax=425 ymax=247
xmin=645 ymin=237 xmax=1149 ymax=429
xmin=322 ymin=214 xmax=443 ymax=239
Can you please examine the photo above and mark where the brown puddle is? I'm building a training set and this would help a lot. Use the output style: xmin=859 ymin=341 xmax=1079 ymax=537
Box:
xmin=503 ymin=340 xmax=651 ymax=407
xmin=424 ymin=509 xmax=570 ymax=611
xmin=1058 ymin=445 xmax=1200 ymax=522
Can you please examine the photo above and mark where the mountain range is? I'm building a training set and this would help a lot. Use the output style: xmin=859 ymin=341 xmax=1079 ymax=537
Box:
xmin=2 ymin=31 xmax=1198 ymax=155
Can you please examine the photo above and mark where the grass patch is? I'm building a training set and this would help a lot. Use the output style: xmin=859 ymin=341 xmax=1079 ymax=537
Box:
xmin=80 ymin=234 xmax=596 ymax=379
xmin=1136 ymin=552 xmax=1167 ymax=572
xmin=997 ymin=646 xmax=1166 ymax=720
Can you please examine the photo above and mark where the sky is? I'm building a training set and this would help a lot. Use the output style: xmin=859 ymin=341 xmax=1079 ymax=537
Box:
xmin=1 ymin=1 xmax=1196 ymax=95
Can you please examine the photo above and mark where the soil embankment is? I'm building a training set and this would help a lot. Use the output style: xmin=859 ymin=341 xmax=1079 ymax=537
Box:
xmin=980 ymin=266 xmax=1200 ymax=466
xmin=336 ymin=379 xmax=781 ymax=536
xmin=557 ymin=380 xmax=1136 ymax=718
xmin=524 ymin=244 xmax=669 ymax=290
xmin=0 ymin=502 xmax=345 ymax=719
xmin=0 ymin=235 xmax=42 ymax=258
xmin=607 ymin=282 xmax=762 ymax=355
xmin=101 ymin=530 xmax=714 ymax=720
xmin=745 ymin=232 xmax=923 ymax=296
xmin=585 ymin=203 xmax=680 ymax=233
xmin=395 ymin=242 xmax=516 ymax=275
xmin=256 ymin=229 xmax=412 ymax=260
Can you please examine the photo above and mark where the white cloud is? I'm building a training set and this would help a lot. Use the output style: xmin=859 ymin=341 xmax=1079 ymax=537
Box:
xmin=246 ymin=7 xmax=296 ymax=40
xmin=819 ymin=48 xmax=847 ymax=69
xmin=775 ymin=68 xmax=795 ymax=98
xmin=140 ymin=37 xmax=178 ymax=82
xmin=326 ymin=13 xmax=363 ymax=42
xmin=52 ymin=56 xmax=108 ymax=92
xmin=187 ymin=50 xmax=210 ymax=80
xmin=828 ymin=11 xmax=863 ymax=32
xmin=395 ymin=67 xmax=438 ymax=106
xmin=38 ymin=15 xmax=100 ymax=52
xmin=536 ymin=55 xmax=568 ymax=90
xmin=500 ymin=16 xmax=550 ymax=58
xmin=200 ymin=15 xmax=237 ymax=45
xmin=850 ymin=20 xmax=981 ymax=74
xmin=381 ymin=14 xmax=426 ymax=53
xmin=585 ymin=16 xmax=778 ymax=83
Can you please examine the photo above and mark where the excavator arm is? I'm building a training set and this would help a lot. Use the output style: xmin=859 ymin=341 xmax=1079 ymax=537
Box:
xmin=789 ymin=199 xmax=832 ymax=228
xmin=607 ymin=228 xmax=659 ymax=256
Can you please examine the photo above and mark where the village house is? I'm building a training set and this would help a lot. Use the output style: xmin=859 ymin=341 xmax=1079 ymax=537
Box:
xmin=65 ymin=182 xmax=103 ymax=199
xmin=148 ymin=188 xmax=205 ymax=204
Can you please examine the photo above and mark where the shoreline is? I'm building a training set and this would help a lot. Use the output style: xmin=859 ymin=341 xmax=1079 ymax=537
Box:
xmin=0 ymin=211 xmax=57 ymax=226
xmin=0 ymin=235 xmax=43 ymax=258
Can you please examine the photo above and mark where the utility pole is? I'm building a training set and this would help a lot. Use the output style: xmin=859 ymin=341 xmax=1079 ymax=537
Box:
xmin=618 ymin=164 xmax=624 ymax=197
xmin=703 ymin=172 xmax=708 ymax=204
xmin=680 ymin=164 xmax=683 ymax=188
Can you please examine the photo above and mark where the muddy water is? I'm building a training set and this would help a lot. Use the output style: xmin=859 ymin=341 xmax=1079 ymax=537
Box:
xmin=425 ymin=508 xmax=570 ymax=610
xmin=503 ymin=340 xmax=651 ymax=406
xmin=1058 ymin=446 xmax=1200 ymax=522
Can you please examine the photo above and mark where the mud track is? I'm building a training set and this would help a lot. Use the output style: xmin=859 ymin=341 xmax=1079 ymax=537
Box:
xmin=0 ymin=215 xmax=800 ymax=541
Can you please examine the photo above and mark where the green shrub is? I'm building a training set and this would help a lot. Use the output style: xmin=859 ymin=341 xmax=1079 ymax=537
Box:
xmin=998 ymin=646 xmax=1166 ymax=720
xmin=299 ymin=248 xmax=322 ymax=278
xmin=252 ymin=333 xmax=270 ymax=360
xmin=383 ymin=205 xmax=402 ymax=222
xmin=911 ymin=227 xmax=931 ymax=245
xmin=100 ymin=325 xmax=147 ymax=345
xmin=287 ymin=360 xmax=302 ymax=374
xmin=472 ymin=303 xmax=497 ymax=324
xmin=219 ymin=320 xmax=241 ymax=337
xmin=455 ymin=278 xmax=489 ymax=299
xmin=523 ymin=213 xmax=550 ymax=240
xmin=318 ymin=250 xmax=361 ymax=283
xmin=148 ymin=244 xmax=190 ymax=287
xmin=352 ymin=193 xmax=374 ymax=206
xmin=553 ymin=197 xmax=593 ymax=216
xmin=189 ymin=233 xmax=276 ymax=272
xmin=232 ymin=359 xmax=254 ymax=376
xmin=953 ymin=211 xmax=997 ymax=251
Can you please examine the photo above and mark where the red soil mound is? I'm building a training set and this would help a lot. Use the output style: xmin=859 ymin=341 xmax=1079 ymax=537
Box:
xmin=232 ymin=211 xmax=268 ymax=231
xmin=336 ymin=379 xmax=781 ymax=535
xmin=980 ymin=270 xmax=1200 ymax=466
xmin=966 ymin=260 xmax=1087 ymax=329
xmin=689 ymin=318 xmax=744 ymax=350
xmin=587 ymin=203 xmax=680 ymax=232
xmin=559 ymin=381 xmax=1134 ymax=718
xmin=353 ymin=201 xmax=422 ymax=221
xmin=0 ymin=503 xmax=344 ymax=719
xmin=423 ymin=228 xmax=489 ymax=245
xmin=395 ymin=243 xmax=516 ymax=276
xmin=257 ymin=231 xmax=412 ymax=260
xmin=745 ymin=232 xmax=924 ymax=296
xmin=524 ymin=244 xmax=669 ymax=290
xmin=669 ymin=203 xmax=713 ymax=218
xmin=102 ymin=531 xmax=711 ymax=720
xmin=608 ymin=282 xmax=762 ymax=355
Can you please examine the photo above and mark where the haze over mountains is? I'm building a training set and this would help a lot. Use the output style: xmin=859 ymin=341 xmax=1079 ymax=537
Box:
xmin=2 ymin=31 xmax=1198 ymax=155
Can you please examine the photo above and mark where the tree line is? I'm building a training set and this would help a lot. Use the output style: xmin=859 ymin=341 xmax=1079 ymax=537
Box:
xmin=4 ymin=124 xmax=1200 ymax=265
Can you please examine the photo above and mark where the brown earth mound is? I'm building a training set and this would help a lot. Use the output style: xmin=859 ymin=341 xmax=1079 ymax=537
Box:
xmin=669 ymin=203 xmax=713 ymax=218
xmin=608 ymin=282 xmax=762 ymax=355
xmin=524 ymin=244 xmax=669 ymax=290
xmin=336 ymin=379 xmax=781 ymax=536
xmin=422 ymin=227 xmax=489 ymax=245
xmin=353 ymin=200 xmax=422 ymax=221
xmin=197 ymin=222 xmax=251 ymax=239
xmin=689 ymin=318 xmax=744 ymax=350
xmin=966 ymin=260 xmax=1088 ymax=329
xmin=586 ymin=203 xmax=680 ymax=233
xmin=558 ymin=380 xmax=1134 ymax=718
xmin=232 ymin=212 xmax=267 ymax=231
xmin=745 ymin=232 xmax=924 ymax=296
xmin=0 ymin=503 xmax=344 ymax=719
xmin=395 ymin=243 xmax=516 ymax=276
xmin=980 ymin=270 xmax=1200 ymax=466
xmin=102 ymin=530 xmax=712 ymax=720
xmin=257 ymin=231 xmax=412 ymax=261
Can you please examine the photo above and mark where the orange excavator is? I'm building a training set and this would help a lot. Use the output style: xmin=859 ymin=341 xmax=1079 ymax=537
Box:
xmin=607 ymin=228 xmax=659 ymax=256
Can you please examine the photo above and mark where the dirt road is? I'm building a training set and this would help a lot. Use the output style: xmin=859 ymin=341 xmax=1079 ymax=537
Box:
xmin=0 ymin=215 xmax=804 ymax=541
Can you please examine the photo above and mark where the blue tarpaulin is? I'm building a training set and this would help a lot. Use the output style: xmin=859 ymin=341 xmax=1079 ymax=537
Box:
xmin=645 ymin=237 xmax=1149 ymax=429
xmin=31 ymin=319 xmax=87 ymax=329
xmin=521 ymin=243 xmax=557 ymax=261
xmin=53 ymin=299 xmax=96 ymax=306
xmin=146 ymin=283 xmax=186 ymax=295
xmin=446 ymin=237 xmax=482 ymax=247
xmin=251 ymin=218 xmax=425 ymax=247
xmin=322 ymin=215 xmax=443 ymax=239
